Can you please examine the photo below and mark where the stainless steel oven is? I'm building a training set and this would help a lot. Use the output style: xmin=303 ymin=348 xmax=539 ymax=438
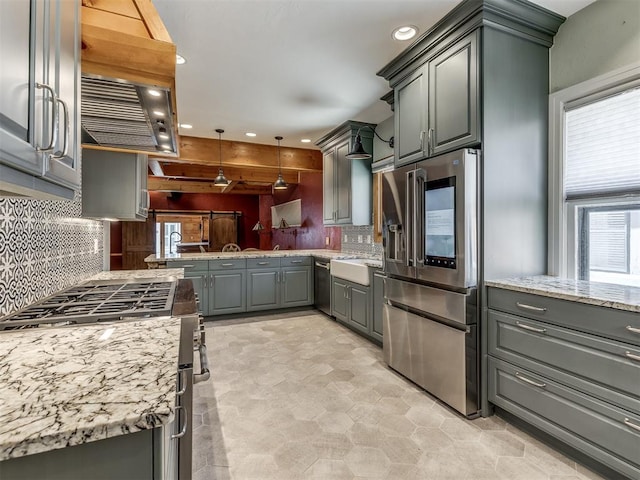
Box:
xmin=382 ymin=149 xmax=480 ymax=418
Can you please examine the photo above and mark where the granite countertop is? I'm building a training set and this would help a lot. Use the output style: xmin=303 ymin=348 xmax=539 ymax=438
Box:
xmin=0 ymin=317 xmax=181 ymax=461
xmin=144 ymin=249 xmax=365 ymax=263
xmin=486 ymin=275 xmax=640 ymax=313
xmin=88 ymin=268 xmax=185 ymax=281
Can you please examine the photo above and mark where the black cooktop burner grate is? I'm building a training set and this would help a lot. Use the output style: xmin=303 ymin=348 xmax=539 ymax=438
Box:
xmin=0 ymin=280 xmax=177 ymax=330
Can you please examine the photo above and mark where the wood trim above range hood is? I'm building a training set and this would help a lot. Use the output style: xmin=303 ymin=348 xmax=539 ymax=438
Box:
xmin=81 ymin=0 xmax=176 ymax=88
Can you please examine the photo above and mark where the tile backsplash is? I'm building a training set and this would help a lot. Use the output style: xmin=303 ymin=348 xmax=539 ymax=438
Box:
xmin=341 ymin=225 xmax=383 ymax=258
xmin=0 ymin=196 xmax=103 ymax=316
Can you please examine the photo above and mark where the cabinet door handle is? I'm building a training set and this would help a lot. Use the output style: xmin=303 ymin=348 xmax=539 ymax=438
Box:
xmin=176 ymin=370 xmax=187 ymax=396
xmin=623 ymin=418 xmax=640 ymax=433
xmin=50 ymin=96 xmax=69 ymax=159
xmin=171 ymin=405 xmax=188 ymax=439
xmin=626 ymin=325 xmax=640 ymax=335
xmin=419 ymin=130 xmax=425 ymax=151
xmin=515 ymin=302 xmax=547 ymax=314
xmin=210 ymin=275 xmax=215 ymax=286
xmin=624 ymin=351 xmax=640 ymax=362
xmin=427 ymin=128 xmax=434 ymax=155
xmin=515 ymin=372 xmax=546 ymax=388
xmin=346 ymin=287 xmax=350 ymax=300
xmin=35 ymin=83 xmax=58 ymax=152
xmin=515 ymin=321 xmax=546 ymax=334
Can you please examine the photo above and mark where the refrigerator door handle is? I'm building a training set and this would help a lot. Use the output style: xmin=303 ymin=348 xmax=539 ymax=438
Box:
xmin=405 ymin=169 xmax=414 ymax=267
xmin=414 ymin=168 xmax=426 ymax=265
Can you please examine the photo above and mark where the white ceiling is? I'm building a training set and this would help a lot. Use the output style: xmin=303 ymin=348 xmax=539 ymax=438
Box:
xmin=153 ymin=0 xmax=596 ymax=149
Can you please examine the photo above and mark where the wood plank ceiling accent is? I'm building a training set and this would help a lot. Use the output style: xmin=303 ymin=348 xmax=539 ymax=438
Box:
xmin=147 ymin=136 xmax=322 ymax=195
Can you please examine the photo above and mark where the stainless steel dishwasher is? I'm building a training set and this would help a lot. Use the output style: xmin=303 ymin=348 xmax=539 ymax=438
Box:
xmin=314 ymin=258 xmax=331 ymax=315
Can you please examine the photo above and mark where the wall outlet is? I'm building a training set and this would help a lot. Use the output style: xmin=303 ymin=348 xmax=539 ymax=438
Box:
xmin=325 ymin=236 xmax=330 ymax=246
xmin=93 ymin=239 xmax=99 ymax=254
xmin=357 ymin=235 xmax=363 ymax=243
xmin=344 ymin=234 xmax=348 ymax=243
xmin=366 ymin=234 xmax=371 ymax=244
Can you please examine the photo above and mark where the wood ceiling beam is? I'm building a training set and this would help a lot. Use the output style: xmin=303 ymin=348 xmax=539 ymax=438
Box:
xmin=148 ymin=177 xmax=273 ymax=195
xmin=151 ymin=136 xmax=322 ymax=172
xmin=155 ymin=164 xmax=299 ymax=184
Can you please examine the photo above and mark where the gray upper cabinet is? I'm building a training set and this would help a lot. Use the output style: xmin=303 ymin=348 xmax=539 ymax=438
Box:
xmin=0 ymin=0 xmax=79 ymax=200
xmin=82 ymin=150 xmax=149 ymax=221
xmin=428 ymin=31 xmax=479 ymax=155
xmin=394 ymin=67 xmax=427 ymax=166
xmin=392 ymin=31 xmax=479 ymax=166
xmin=316 ymin=120 xmax=373 ymax=226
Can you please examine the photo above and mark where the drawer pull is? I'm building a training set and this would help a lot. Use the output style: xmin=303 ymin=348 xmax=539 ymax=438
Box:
xmin=624 ymin=351 xmax=640 ymax=362
xmin=626 ymin=325 xmax=640 ymax=335
xmin=515 ymin=372 xmax=546 ymax=388
xmin=290 ymin=260 xmax=303 ymax=264
xmin=516 ymin=321 xmax=547 ymax=334
xmin=623 ymin=418 xmax=640 ymax=433
xmin=257 ymin=261 xmax=270 ymax=265
xmin=515 ymin=302 xmax=547 ymax=313
xmin=182 ymin=264 xmax=195 ymax=269
xmin=221 ymin=263 xmax=234 ymax=267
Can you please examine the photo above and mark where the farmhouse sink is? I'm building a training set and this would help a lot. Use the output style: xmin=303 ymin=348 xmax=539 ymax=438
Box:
xmin=330 ymin=259 xmax=370 ymax=286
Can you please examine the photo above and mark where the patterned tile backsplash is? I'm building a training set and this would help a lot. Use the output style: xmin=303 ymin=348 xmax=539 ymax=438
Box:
xmin=0 ymin=196 xmax=103 ymax=316
xmin=341 ymin=225 xmax=383 ymax=258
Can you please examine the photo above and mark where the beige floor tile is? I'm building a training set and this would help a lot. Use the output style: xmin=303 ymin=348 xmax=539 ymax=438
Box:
xmin=191 ymin=313 xmax=607 ymax=480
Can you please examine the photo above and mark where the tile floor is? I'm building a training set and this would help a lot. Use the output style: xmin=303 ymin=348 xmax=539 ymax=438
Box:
xmin=192 ymin=311 xmax=604 ymax=480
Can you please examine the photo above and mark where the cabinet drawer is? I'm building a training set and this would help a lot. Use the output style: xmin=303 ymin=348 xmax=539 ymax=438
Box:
xmin=280 ymin=256 xmax=311 ymax=267
xmin=209 ymin=259 xmax=246 ymax=270
xmin=488 ymin=287 xmax=640 ymax=346
xmin=246 ymin=257 xmax=281 ymax=269
xmin=166 ymin=260 xmax=208 ymax=272
xmin=489 ymin=357 xmax=640 ymax=479
xmin=489 ymin=310 xmax=640 ymax=413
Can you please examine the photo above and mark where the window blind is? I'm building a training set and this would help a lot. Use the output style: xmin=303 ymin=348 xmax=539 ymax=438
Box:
xmin=564 ymin=86 xmax=640 ymax=200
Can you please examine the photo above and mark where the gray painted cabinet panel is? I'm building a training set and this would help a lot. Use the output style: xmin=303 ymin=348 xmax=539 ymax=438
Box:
xmin=349 ymin=284 xmax=370 ymax=335
xmin=394 ymin=67 xmax=427 ymax=166
xmin=428 ymin=31 xmax=479 ymax=155
xmin=335 ymin=141 xmax=352 ymax=224
xmin=322 ymin=150 xmax=336 ymax=223
xmin=247 ymin=269 xmax=279 ymax=311
xmin=209 ymin=270 xmax=246 ymax=315
xmin=281 ymin=267 xmax=313 ymax=307
xmin=332 ymin=278 xmax=349 ymax=322
xmin=489 ymin=357 xmax=640 ymax=480
xmin=371 ymin=272 xmax=385 ymax=343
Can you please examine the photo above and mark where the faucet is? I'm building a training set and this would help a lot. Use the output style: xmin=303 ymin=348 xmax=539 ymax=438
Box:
xmin=169 ymin=231 xmax=182 ymax=254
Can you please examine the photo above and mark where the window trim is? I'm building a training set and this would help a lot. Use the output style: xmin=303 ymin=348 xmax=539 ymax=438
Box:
xmin=548 ymin=62 xmax=640 ymax=278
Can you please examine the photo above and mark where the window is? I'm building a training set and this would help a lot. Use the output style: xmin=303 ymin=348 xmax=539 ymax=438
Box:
xmin=549 ymin=64 xmax=640 ymax=287
xmin=155 ymin=221 xmax=181 ymax=256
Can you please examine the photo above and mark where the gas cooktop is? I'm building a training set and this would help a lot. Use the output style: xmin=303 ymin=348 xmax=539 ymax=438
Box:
xmin=0 ymin=280 xmax=177 ymax=330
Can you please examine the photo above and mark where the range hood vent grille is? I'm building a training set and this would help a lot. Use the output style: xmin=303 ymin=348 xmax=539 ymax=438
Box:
xmin=80 ymin=75 xmax=177 ymax=154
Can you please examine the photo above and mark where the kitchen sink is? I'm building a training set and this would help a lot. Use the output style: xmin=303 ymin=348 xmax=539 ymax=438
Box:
xmin=330 ymin=259 xmax=370 ymax=286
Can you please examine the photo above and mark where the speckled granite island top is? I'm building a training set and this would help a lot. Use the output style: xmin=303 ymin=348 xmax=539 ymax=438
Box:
xmin=144 ymin=249 xmax=363 ymax=263
xmin=89 ymin=268 xmax=185 ymax=281
xmin=0 ymin=317 xmax=181 ymax=461
xmin=486 ymin=275 xmax=640 ymax=313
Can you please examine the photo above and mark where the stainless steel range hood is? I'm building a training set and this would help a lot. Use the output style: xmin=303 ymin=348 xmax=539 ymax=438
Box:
xmin=81 ymin=74 xmax=178 ymax=155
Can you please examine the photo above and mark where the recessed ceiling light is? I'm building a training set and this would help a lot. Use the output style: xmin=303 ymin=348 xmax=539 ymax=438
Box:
xmin=148 ymin=89 xmax=161 ymax=97
xmin=245 ymin=132 xmax=257 ymax=137
xmin=392 ymin=25 xmax=418 ymax=41
xmin=153 ymin=110 xmax=164 ymax=116
xmin=179 ymin=124 xmax=192 ymax=129
xmin=301 ymin=139 xmax=311 ymax=143
xmin=176 ymin=54 xmax=186 ymax=65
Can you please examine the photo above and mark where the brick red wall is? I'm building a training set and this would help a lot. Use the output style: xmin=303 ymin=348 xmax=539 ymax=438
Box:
xmin=258 ymin=172 xmax=341 ymax=251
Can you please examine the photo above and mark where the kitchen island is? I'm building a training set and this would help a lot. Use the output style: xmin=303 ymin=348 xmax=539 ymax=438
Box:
xmin=0 ymin=317 xmax=181 ymax=463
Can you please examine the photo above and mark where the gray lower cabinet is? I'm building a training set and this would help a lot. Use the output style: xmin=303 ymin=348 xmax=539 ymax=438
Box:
xmin=247 ymin=268 xmax=280 ymax=311
xmin=487 ymin=287 xmax=640 ymax=480
xmin=209 ymin=270 xmax=246 ymax=315
xmin=0 ymin=426 xmax=175 ymax=480
xmin=281 ymin=266 xmax=313 ymax=307
xmin=332 ymin=276 xmax=371 ymax=337
xmin=371 ymin=271 xmax=385 ymax=343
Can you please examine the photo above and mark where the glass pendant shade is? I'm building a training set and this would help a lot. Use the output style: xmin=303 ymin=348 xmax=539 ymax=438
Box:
xmin=273 ymin=136 xmax=288 ymax=190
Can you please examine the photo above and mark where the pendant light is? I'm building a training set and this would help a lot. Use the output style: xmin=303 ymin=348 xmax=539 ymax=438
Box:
xmin=345 ymin=125 xmax=394 ymax=160
xmin=213 ymin=128 xmax=230 ymax=186
xmin=273 ymin=135 xmax=288 ymax=190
